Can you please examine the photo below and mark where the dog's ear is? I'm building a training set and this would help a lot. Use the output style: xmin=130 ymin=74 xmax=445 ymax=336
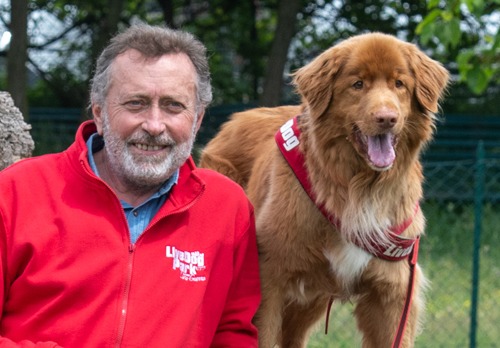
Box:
xmin=406 ymin=45 xmax=450 ymax=114
xmin=292 ymin=46 xmax=345 ymax=117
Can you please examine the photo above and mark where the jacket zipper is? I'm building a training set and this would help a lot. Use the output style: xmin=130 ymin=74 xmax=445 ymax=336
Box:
xmin=114 ymin=243 xmax=135 ymax=348
xmin=79 ymin=159 xmax=136 ymax=346
xmin=112 ymin=189 xmax=205 ymax=345
xmin=79 ymin=158 xmax=206 ymax=344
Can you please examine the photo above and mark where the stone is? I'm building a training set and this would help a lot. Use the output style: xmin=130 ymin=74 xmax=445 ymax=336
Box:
xmin=0 ymin=91 xmax=35 ymax=170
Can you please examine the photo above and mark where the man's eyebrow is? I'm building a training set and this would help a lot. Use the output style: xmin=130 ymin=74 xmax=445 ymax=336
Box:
xmin=160 ymin=95 xmax=189 ymax=102
xmin=118 ymin=94 xmax=150 ymax=102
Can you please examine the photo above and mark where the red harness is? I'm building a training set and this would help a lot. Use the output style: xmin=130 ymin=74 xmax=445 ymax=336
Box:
xmin=275 ymin=116 xmax=420 ymax=348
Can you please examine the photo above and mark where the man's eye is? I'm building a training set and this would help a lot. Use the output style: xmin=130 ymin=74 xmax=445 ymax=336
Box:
xmin=163 ymin=101 xmax=185 ymax=113
xmin=125 ymin=100 xmax=146 ymax=110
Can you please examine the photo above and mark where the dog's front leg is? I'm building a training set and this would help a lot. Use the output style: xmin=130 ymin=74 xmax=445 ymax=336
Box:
xmin=280 ymin=295 xmax=332 ymax=348
xmin=253 ymin=284 xmax=286 ymax=348
xmin=353 ymin=262 xmax=425 ymax=348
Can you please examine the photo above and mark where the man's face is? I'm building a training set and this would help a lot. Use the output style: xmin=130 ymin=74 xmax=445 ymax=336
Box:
xmin=93 ymin=50 xmax=203 ymax=189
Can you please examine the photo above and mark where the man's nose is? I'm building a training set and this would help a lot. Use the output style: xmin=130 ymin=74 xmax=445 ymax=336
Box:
xmin=141 ymin=105 xmax=167 ymax=136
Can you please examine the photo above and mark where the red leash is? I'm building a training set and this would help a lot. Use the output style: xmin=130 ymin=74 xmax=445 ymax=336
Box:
xmin=275 ymin=116 xmax=420 ymax=347
xmin=391 ymin=237 xmax=419 ymax=348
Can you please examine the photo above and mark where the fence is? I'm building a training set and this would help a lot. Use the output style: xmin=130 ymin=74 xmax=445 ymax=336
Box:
xmin=29 ymin=107 xmax=86 ymax=156
xmin=420 ymin=144 xmax=499 ymax=348
xmin=27 ymin=107 xmax=500 ymax=347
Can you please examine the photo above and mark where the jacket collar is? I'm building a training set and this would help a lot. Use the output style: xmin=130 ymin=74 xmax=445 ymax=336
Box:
xmin=72 ymin=120 xmax=205 ymax=216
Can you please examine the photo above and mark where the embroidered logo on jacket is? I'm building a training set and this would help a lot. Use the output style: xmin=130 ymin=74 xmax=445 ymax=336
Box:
xmin=166 ymin=246 xmax=207 ymax=282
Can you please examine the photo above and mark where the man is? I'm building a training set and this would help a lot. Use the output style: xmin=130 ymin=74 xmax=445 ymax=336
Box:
xmin=0 ymin=24 xmax=260 ymax=347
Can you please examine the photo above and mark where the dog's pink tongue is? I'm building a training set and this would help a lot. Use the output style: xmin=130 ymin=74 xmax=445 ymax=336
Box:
xmin=367 ymin=134 xmax=395 ymax=168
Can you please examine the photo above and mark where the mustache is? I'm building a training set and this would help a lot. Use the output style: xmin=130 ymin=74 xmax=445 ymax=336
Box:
xmin=127 ymin=132 xmax=176 ymax=147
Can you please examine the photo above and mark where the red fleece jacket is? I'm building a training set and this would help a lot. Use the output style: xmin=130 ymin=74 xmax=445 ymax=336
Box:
xmin=0 ymin=121 xmax=261 ymax=347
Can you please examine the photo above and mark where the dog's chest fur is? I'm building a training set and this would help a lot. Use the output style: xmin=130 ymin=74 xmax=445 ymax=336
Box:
xmin=324 ymin=242 xmax=372 ymax=285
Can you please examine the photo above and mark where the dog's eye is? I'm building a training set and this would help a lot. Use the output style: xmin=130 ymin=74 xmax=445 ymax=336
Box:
xmin=353 ymin=81 xmax=363 ymax=90
xmin=395 ymin=80 xmax=404 ymax=88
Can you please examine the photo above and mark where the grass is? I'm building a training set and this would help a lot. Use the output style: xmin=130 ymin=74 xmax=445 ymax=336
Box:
xmin=307 ymin=202 xmax=500 ymax=347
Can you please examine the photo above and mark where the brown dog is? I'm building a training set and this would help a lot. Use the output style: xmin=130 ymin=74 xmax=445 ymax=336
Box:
xmin=200 ymin=33 xmax=449 ymax=347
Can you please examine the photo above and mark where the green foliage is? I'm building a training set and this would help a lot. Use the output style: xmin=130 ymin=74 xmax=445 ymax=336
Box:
xmin=289 ymin=0 xmax=429 ymax=74
xmin=0 ymin=73 xmax=5 ymax=91
xmin=175 ymin=0 xmax=277 ymax=104
xmin=417 ymin=0 xmax=500 ymax=95
xmin=27 ymin=74 xmax=88 ymax=108
xmin=27 ymin=80 xmax=62 ymax=107
xmin=1 ymin=0 xmax=498 ymax=113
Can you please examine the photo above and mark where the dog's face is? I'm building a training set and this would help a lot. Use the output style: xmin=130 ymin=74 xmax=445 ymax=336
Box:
xmin=293 ymin=33 xmax=449 ymax=172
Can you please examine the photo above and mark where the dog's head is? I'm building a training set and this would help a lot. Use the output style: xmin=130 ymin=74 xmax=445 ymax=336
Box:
xmin=292 ymin=33 xmax=449 ymax=172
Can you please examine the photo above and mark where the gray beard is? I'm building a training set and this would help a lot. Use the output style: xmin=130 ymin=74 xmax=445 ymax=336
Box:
xmin=101 ymin=116 xmax=197 ymax=192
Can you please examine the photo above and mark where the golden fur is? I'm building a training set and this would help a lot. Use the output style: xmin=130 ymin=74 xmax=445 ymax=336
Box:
xmin=200 ymin=33 xmax=449 ymax=347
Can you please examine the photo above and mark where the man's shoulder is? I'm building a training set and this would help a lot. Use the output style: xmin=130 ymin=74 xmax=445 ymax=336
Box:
xmin=194 ymin=167 xmax=245 ymax=191
xmin=192 ymin=167 xmax=252 ymax=208
xmin=0 ymin=153 xmax=60 ymax=178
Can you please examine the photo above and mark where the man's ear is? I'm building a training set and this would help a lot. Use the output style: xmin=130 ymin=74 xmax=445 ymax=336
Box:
xmin=92 ymin=104 xmax=104 ymax=135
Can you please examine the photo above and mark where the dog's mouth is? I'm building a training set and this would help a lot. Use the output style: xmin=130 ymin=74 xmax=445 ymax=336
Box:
xmin=353 ymin=126 xmax=397 ymax=171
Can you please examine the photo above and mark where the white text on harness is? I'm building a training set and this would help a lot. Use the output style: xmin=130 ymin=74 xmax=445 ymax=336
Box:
xmin=383 ymin=243 xmax=413 ymax=258
xmin=280 ymin=119 xmax=300 ymax=151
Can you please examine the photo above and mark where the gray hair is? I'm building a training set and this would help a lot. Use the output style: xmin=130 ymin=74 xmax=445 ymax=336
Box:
xmin=90 ymin=24 xmax=212 ymax=110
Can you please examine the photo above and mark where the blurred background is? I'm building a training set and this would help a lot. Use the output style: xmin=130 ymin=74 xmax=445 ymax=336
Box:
xmin=0 ymin=1 xmax=498 ymax=347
